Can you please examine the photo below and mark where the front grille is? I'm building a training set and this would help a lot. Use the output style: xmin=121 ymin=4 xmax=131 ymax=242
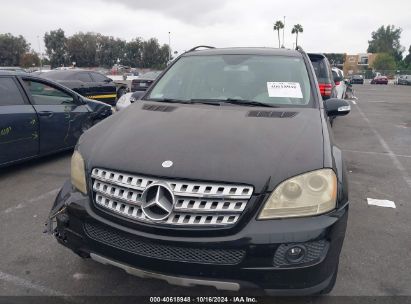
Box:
xmin=91 ymin=168 xmax=253 ymax=227
xmin=84 ymin=222 xmax=246 ymax=265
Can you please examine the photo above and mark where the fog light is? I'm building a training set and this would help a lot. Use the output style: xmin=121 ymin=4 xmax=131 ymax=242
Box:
xmin=285 ymin=245 xmax=306 ymax=263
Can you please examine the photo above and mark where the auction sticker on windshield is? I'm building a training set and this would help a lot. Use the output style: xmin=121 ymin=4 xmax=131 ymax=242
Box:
xmin=267 ymin=82 xmax=303 ymax=98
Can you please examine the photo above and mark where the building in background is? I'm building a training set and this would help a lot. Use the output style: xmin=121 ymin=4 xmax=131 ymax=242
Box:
xmin=343 ymin=53 xmax=377 ymax=76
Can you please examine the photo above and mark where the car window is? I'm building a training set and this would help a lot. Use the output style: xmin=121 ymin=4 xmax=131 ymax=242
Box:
xmin=141 ymin=71 xmax=161 ymax=80
xmin=148 ymin=55 xmax=312 ymax=107
xmin=0 ymin=77 xmax=26 ymax=106
xmin=90 ymin=72 xmax=109 ymax=82
xmin=75 ymin=72 xmax=93 ymax=82
xmin=23 ymin=80 xmax=75 ymax=105
xmin=309 ymin=57 xmax=330 ymax=83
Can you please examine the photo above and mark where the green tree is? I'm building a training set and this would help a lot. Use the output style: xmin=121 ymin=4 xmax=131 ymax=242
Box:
xmin=367 ymin=25 xmax=404 ymax=62
xmin=291 ymin=24 xmax=303 ymax=47
xmin=404 ymin=45 xmax=411 ymax=68
xmin=273 ymin=20 xmax=284 ymax=48
xmin=66 ymin=32 xmax=98 ymax=67
xmin=19 ymin=51 xmax=40 ymax=68
xmin=123 ymin=38 xmax=143 ymax=67
xmin=141 ymin=38 xmax=170 ymax=69
xmin=96 ymin=35 xmax=126 ymax=67
xmin=372 ymin=53 xmax=396 ymax=71
xmin=324 ymin=53 xmax=346 ymax=66
xmin=0 ymin=33 xmax=30 ymax=66
xmin=44 ymin=29 xmax=67 ymax=67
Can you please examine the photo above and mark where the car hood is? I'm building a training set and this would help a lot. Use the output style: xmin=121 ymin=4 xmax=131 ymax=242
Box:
xmin=79 ymin=102 xmax=324 ymax=193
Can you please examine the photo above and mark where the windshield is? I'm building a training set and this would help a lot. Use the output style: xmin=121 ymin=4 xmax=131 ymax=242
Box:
xmin=309 ymin=56 xmax=330 ymax=84
xmin=147 ymin=55 xmax=312 ymax=107
xmin=141 ymin=71 xmax=161 ymax=79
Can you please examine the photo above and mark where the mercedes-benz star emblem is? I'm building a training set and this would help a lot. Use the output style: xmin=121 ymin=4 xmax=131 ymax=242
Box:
xmin=162 ymin=160 xmax=173 ymax=168
xmin=141 ymin=183 xmax=175 ymax=221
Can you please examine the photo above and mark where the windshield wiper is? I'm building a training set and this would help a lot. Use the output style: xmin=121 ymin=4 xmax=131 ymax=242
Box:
xmin=189 ymin=99 xmax=222 ymax=106
xmin=147 ymin=98 xmax=220 ymax=106
xmin=221 ymin=98 xmax=278 ymax=108
xmin=189 ymin=98 xmax=278 ymax=107
xmin=146 ymin=98 xmax=277 ymax=107
xmin=146 ymin=98 xmax=191 ymax=104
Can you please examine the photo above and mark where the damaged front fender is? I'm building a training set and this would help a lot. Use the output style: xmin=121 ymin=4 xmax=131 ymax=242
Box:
xmin=44 ymin=180 xmax=85 ymax=234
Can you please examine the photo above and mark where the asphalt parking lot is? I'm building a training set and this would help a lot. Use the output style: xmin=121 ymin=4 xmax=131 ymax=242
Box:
xmin=0 ymin=84 xmax=410 ymax=298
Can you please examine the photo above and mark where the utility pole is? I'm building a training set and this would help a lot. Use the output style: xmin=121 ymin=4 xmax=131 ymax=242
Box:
xmin=37 ymin=35 xmax=43 ymax=70
xmin=168 ymin=32 xmax=172 ymax=62
xmin=282 ymin=16 xmax=286 ymax=48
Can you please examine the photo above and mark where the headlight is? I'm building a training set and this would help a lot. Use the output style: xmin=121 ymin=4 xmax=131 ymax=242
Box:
xmin=258 ymin=169 xmax=337 ymax=219
xmin=129 ymin=96 xmax=137 ymax=103
xmin=71 ymin=150 xmax=87 ymax=194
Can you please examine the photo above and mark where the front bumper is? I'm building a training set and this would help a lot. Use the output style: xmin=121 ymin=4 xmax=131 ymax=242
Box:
xmin=49 ymin=180 xmax=349 ymax=295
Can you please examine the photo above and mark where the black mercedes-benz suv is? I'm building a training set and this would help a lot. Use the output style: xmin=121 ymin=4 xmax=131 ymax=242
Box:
xmin=47 ymin=46 xmax=351 ymax=295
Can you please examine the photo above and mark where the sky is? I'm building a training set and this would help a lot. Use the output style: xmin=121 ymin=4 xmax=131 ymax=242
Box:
xmin=2 ymin=0 xmax=411 ymax=57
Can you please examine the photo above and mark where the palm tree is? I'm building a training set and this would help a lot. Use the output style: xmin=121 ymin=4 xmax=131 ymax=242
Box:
xmin=273 ymin=21 xmax=284 ymax=48
xmin=292 ymin=24 xmax=304 ymax=47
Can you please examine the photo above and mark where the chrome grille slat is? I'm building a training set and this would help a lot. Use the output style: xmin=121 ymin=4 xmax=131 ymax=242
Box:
xmin=91 ymin=168 xmax=253 ymax=227
xmin=174 ymin=198 xmax=246 ymax=213
xmin=95 ymin=194 xmax=146 ymax=220
xmin=93 ymin=180 xmax=143 ymax=206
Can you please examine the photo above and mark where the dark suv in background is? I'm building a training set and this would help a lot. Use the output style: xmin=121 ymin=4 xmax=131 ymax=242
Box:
xmin=131 ymin=71 xmax=162 ymax=92
xmin=350 ymin=75 xmax=364 ymax=84
xmin=40 ymin=70 xmax=119 ymax=105
xmin=308 ymin=53 xmax=339 ymax=100
xmin=47 ymin=47 xmax=351 ymax=295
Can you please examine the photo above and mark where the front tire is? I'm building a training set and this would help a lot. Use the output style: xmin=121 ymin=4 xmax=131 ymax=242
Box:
xmin=117 ymin=87 xmax=127 ymax=99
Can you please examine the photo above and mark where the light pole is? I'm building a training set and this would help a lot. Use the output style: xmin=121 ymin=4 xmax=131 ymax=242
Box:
xmin=282 ymin=16 xmax=286 ymax=48
xmin=168 ymin=32 xmax=172 ymax=62
xmin=37 ymin=35 xmax=43 ymax=70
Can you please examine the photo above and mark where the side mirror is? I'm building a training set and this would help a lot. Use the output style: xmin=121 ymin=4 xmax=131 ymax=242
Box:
xmin=76 ymin=96 xmax=87 ymax=105
xmin=130 ymin=91 xmax=145 ymax=103
xmin=324 ymin=98 xmax=351 ymax=117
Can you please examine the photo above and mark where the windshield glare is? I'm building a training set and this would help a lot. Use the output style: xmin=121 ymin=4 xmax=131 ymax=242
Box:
xmin=148 ymin=55 xmax=312 ymax=106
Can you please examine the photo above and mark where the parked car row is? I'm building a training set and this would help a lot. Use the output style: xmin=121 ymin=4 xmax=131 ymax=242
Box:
xmin=371 ymin=75 xmax=388 ymax=85
xmin=395 ymin=75 xmax=411 ymax=85
xmin=347 ymin=74 xmax=393 ymax=85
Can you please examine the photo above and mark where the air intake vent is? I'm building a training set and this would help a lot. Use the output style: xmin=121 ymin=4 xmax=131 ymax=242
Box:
xmin=142 ymin=104 xmax=176 ymax=112
xmin=247 ymin=111 xmax=297 ymax=118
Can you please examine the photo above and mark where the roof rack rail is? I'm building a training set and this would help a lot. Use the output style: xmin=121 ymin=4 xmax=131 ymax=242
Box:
xmin=295 ymin=45 xmax=304 ymax=52
xmin=187 ymin=45 xmax=216 ymax=52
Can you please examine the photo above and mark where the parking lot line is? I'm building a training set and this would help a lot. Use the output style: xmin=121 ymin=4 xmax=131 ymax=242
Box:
xmin=0 ymin=270 xmax=67 ymax=296
xmin=354 ymin=102 xmax=411 ymax=189
xmin=2 ymin=188 xmax=59 ymax=214
xmin=342 ymin=149 xmax=411 ymax=159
